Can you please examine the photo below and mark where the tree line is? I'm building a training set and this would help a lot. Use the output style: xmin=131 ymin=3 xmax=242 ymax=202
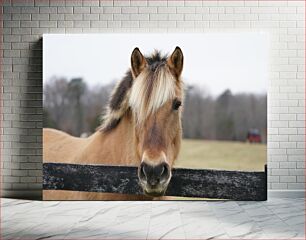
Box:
xmin=44 ymin=77 xmax=267 ymax=142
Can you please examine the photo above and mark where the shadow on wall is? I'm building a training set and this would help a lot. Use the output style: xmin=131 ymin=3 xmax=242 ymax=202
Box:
xmin=9 ymin=38 xmax=43 ymax=200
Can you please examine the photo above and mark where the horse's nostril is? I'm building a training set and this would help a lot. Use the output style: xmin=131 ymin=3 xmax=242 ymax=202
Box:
xmin=139 ymin=161 xmax=170 ymax=185
xmin=139 ymin=163 xmax=146 ymax=179
xmin=160 ymin=164 xmax=169 ymax=179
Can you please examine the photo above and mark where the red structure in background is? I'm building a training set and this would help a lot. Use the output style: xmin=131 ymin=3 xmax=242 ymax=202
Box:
xmin=247 ymin=129 xmax=262 ymax=143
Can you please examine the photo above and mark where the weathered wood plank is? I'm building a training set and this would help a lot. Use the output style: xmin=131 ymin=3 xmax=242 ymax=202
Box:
xmin=43 ymin=163 xmax=267 ymax=200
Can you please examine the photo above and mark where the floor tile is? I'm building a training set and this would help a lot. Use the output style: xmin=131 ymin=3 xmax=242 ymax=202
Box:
xmin=2 ymin=198 xmax=305 ymax=240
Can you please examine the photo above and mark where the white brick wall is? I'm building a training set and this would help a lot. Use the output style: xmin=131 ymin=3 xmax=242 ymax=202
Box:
xmin=1 ymin=0 xmax=305 ymax=198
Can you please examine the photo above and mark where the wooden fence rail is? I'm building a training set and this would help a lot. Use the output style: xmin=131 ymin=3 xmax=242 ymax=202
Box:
xmin=43 ymin=163 xmax=267 ymax=201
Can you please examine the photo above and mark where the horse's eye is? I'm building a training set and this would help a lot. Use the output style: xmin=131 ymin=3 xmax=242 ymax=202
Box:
xmin=172 ymin=99 xmax=181 ymax=110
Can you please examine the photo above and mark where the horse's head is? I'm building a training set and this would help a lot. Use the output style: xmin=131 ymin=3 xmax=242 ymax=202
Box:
xmin=128 ymin=47 xmax=184 ymax=197
xmin=100 ymin=47 xmax=184 ymax=197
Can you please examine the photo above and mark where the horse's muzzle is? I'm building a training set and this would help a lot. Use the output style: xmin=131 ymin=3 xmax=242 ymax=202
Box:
xmin=138 ymin=161 xmax=171 ymax=197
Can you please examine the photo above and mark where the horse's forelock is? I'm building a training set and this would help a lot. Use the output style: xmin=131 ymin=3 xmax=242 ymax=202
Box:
xmin=129 ymin=65 xmax=176 ymax=124
xmin=100 ymin=51 xmax=179 ymax=132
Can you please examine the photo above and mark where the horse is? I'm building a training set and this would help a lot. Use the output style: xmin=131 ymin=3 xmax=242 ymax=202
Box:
xmin=43 ymin=47 xmax=184 ymax=200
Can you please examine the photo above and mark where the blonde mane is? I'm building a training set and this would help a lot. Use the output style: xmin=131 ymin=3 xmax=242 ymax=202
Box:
xmin=129 ymin=65 xmax=176 ymax=124
xmin=100 ymin=51 xmax=181 ymax=132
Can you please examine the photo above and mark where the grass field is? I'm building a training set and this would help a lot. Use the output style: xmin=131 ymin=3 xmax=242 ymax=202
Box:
xmin=174 ymin=139 xmax=266 ymax=171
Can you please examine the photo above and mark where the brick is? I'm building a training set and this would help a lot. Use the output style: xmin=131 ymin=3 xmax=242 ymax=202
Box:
xmin=297 ymin=176 xmax=305 ymax=183
xmin=3 ymin=6 xmax=21 ymax=13
xmin=251 ymin=21 xmax=279 ymax=28
xmin=118 ymin=1 xmax=138 ymax=6
xmin=4 ymin=50 xmax=20 ymax=57
xmin=297 ymin=162 xmax=305 ymax=168
xmin=20 ymin=21 xmax=39 ymax=28
xmin=148 ymin=0 xmax=167 ymax=6
xmin=289 ymin=121 xmax=304 ymax=128
xmin=12 ymin=0 xmax=34 ymax=6
xmin=140 ymin=21 xmax=158 ymax=28
xmin=130 ymin=14 xmax=149 ymax=21
xmin=280 ymin=176 xmax=296 ymax=183
xmin=4 ymin=176 xmax=20 ymax=183
xmin=138 ymin=7 xmax=157 ymax=13
xmin=185 ymin=0 xmax=202 ymax=6
xmin=32 ymin=14 xmax=49 ymax=20
xmin=279 ymin=142 xmax=296 ymax=148
xmin=103 ymin=7 xmax=121 ymax=13
xmin=12 ymin=14 xmax=31 ymax=20
xmin=251 ymin=6 xmax=279 ymax=14
xmin=99 ymin=14 xmax=113 ymax=20
xmin=279 ymin=128 xmax=297 ymax=135
xmin=121 ymin=20 xmax=139 ymax=28
xmin=3 ymin=28 xmax=12 ymax=34
xmin=35 ymin=0 xmax=49 ymax=6
xmin=65 ymin=0 xmax=82 ymax=6
xmin=196 ymin=7 xmax=209 ymax=14
xmin=12 ymin=43 xmax=29 ymax=50
xmin=57 ymin=21 xmax=73 ymax=28
xmin=159 ymin=20 xmax=176 ymax=28
xmin=83 ymin=0 xmax=99 ymax=6
xmin=150 ymin=14 xmax=167 ymax=21
xmin=12 ymin=170 xmax=28 ymax=177
xmin=177 ymin=7 xmax=196 ymax=14
xmin=288 ymin=183 xmax=305 ymax=189
xmin=73 ymin=20 xmax=90 ymax=28
xmin=271 ymin=183 xmax=288 ymax=189
xmin=219 ymin=14 xmax=244 ymax=21
xmin=280 ymin=162 xmax=296 ymax=169
xmin=65 ymin=14 xmax=83 ymax=20
xmin=289 ymin=169 xmax=304 ymax=176
xmin=107 ymin=20 xmax=121 ymax=28
xmin=176 ymin=21 xmax=194 ymax=28
xmin=12 ymin=28 xmax=31 ymax=35
xmin=158 ymin=7 xmax=176 ymax=14
xmin=20 ymin=177 xmax=37 ymax=183
xmin=39 ymin=6 xmax=57 ymax=13
xmin=83 ymin=13 xmax=99 ymax=20
xmin=234 ymin=7 xmax=250 ymax=13
xmin=49 ymin=14 xmax=65 ymax=20
xmin=39 ymin=20 xmax=57 ymax=28
xmin=280 ymin=21 xmax=296 ymax=28
xmin=49 ymin=0 xmax=65 ymax=6
xmin=21 ymin=6 xmax=39 ymax=13
xmin=280 ymin=114 xmax=296 ymax=121
xmin=57 ymin=6 xmax=73 ymax=13
xmin=90 ymin=21 xmax=107 ymax=28
xmin=185 ymin=14 xmax=202 ymax=21
xmin=114 ymin=13 xmax=129 ymax=20
xmin=219 ymin=1 xmax=244 ymax=6
xmin=269 ymin=176 xmax=279 ymax=183
xmin=73 ymin=6 xmax=90 ymax=13
xmin=288 ymin=155 xmax=304 ymax=162
xmin=28 ymin=170 xmax=42 ymax=177
xmin=113 ymin=0 xmax=130 ymax=6
xmin=121 ymin=7 xmax=138 ymax=14
xmin=90 ymin=6 xmax=104 ymax=13
xmin=288 ymin=149 xmax=305 ymax=155
xmin=3 ymin=21 xmax=20 ymax=28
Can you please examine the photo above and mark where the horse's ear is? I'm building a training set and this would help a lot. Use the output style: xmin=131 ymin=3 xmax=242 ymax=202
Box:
xmin=167 ymin=46 xmax=183 ymax=78
xmin=131 ymin=48 xmax=147 ymax=78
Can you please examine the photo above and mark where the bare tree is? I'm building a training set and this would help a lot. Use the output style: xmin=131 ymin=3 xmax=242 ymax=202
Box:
xmin=44 ymin=78 xmax=267 ymax=142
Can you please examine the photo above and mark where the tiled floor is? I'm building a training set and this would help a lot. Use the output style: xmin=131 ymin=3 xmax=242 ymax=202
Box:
xmin=2 ymin=198 xmax=305 ymax=239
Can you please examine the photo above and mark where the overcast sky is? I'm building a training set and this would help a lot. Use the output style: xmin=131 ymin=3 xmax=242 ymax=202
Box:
xmin=43 ymin=33 xmax=269 ymax=96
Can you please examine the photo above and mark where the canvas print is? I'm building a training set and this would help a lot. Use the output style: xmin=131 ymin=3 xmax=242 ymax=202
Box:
xmin=43 ymin=34 xmax=268 ymax=200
